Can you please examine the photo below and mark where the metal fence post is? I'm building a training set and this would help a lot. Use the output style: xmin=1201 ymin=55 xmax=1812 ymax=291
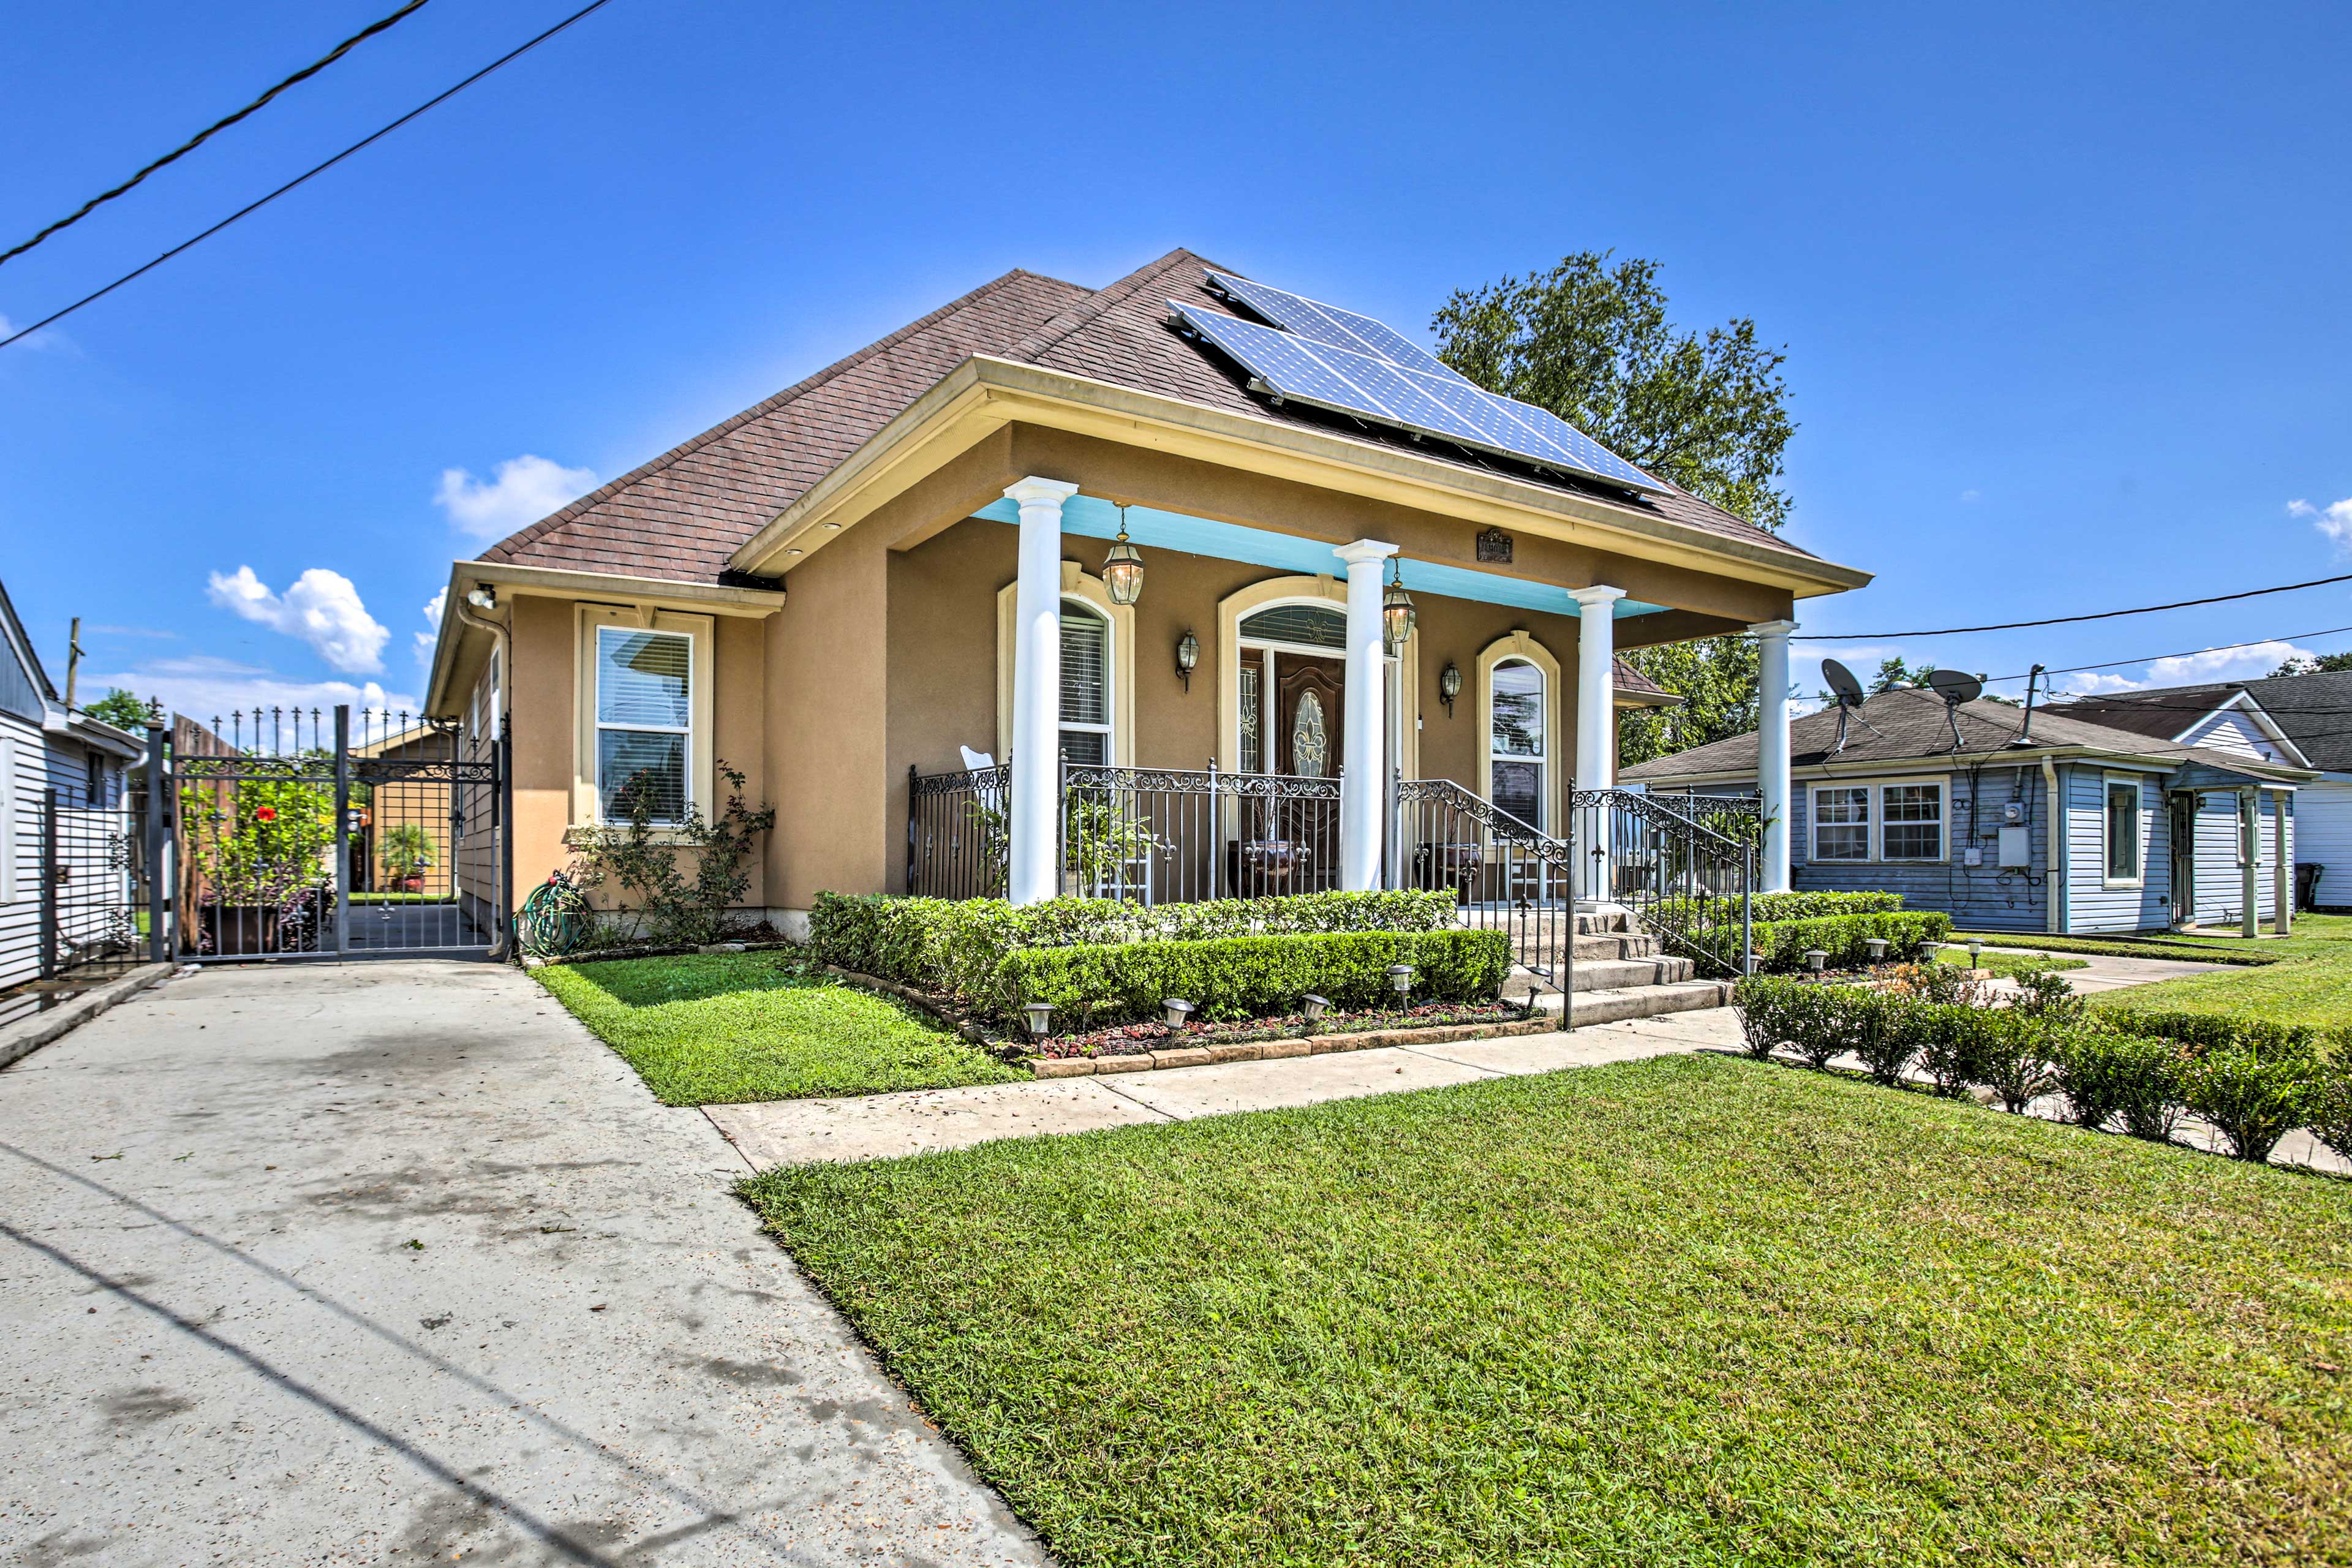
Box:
xmin=144 ymin=718 xmax=170 ymax=962
xmin=497 ymin=712 xmax=515 ymax=956
xmin=1741 ymin=846 xmax=1755 ymax=976
xmin=39 ymin=788 xmax=59 ymax=981
xmin=333 ymin=705 xmax=351 ymax=957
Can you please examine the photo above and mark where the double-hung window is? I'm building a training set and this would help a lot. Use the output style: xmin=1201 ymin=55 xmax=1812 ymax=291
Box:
xmin=2106 ymin=777 xmax=2143 ymax=883
xmin=595 ymin=626 xmax=693 ymax=823
xmin=1059 ymin=601 xmax=1112 ymax=765
xmin=1489 ymin=657 xmax=1546 ymax=828
xmin=1881 ymin=783 xmax=1945 ymax=861
xmin=1811 ymin=786 xmax=1871 ymax=861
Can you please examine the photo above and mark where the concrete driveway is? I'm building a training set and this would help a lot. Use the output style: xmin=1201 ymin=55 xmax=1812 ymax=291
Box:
xmin=0 ymin=960 xmax=1044 ymax=1567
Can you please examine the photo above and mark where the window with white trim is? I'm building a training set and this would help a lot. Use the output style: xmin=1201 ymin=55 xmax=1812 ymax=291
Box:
xmin=1058 ymin=600 xmax=1111 ymax=765
xmin=1489 ymin=657 xmax=1546 ymax=828
xmin=2106 ymin=777 xmax=2143 ymax=882
xmin=1812 ymin=785 xmax=1871 ymax=861
xmin=1882 ymin=783 xmax=1944 ymax=861
xmin=595 ymin=626 xmax=692 ymax=823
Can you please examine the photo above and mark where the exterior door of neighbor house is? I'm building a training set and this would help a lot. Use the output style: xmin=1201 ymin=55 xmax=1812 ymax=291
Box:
xmin=2168 ymin=792 xmax=2196 ymax=928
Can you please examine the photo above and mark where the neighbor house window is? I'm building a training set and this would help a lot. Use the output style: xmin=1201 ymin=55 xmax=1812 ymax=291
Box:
xmin=1489 ymin=657 xmax=1545 ymax=827
xmin=1059 ymin=600 xmax=1111 ymax=765
xmin=2105 ymin=777 xmax=2142 ymax=883
xmin=595 ymin=626 xmax=692 ymax=823
xmin=1882 ymin=783 xmax=1945 ymax=861
xmin=1812 ymin=786 xmax=1871 ymax=861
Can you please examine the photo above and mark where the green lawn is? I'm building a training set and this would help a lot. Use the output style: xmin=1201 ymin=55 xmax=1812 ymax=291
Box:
xmin=535 ymin=952 xmax=1022 ymax=1104
xmin=1931 ymin=944 xmax=2087 ymax=976
xmin=2091 ymin=913 xmax=2352 ymax=1034
xmin=747 ymin=1054 xmax=2352 ymax=1567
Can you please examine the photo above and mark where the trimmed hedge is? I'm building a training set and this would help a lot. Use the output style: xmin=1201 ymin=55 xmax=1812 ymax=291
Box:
xmin=993 ymin=928 xmax=1515 ymax=1030
xmin=807 ymin=889 xmax=1466 ymax=1022
xmin=1689 ymin=910 xmax=1953 ymax=974
xmin=1733 ymin=971 xmax=2343 ymax=1164
xmin=1658 ymin=889 xmax=1906 ymax=925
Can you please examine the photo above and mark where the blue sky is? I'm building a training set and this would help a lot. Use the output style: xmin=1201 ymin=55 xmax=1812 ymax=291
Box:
xmin=4 ymin=0 xmax=2348 ymax=721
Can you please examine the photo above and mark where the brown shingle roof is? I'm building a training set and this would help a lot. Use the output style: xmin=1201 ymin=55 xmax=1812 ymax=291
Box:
xmin=482 ymin=248 xmax=1817 ymax=584
xmin=1619 ymin=685 xmax=2309 ymax=783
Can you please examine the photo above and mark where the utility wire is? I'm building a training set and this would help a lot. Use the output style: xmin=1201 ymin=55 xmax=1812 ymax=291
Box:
xmin=1790 ymin=571 xmax=2352 ymax=640
xmin=0 ymin=0 xmax=617 ymax=352
xmin=1 ymin=1 xmax=433 ymax=270
xmin=1970 ymin=624 xmax=2352 ymax=685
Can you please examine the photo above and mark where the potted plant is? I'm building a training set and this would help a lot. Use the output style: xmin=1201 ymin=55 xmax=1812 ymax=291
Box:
xmin=183 ymin=775 xmax=336 ymax=954
xmin=380 ymin=825 xmax=437 ymax=894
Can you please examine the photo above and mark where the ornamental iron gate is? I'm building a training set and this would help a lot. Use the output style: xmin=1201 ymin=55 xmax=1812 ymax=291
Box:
xmin=173 ymin=704 xmax=508 ymax=962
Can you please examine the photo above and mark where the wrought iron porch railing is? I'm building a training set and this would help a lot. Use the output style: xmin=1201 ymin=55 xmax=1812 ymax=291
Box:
xmin=1392 ymin=775 xmax=1579 ymax=988
xmin=1568 ymin=788 xmax=1757 ymax=976
xmin=906 ymin=761 xmax=1011 ymax=899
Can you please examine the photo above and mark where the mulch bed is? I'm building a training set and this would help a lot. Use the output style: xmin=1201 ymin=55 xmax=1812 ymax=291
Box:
xmin=1033 ymin=1001 xmax=1530 ymax=1060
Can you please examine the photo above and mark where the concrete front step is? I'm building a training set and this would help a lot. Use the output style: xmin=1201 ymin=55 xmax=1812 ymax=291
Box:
xmin=1550 ymin=978 xmax=1732 ymax=1026
xmin=1569 ymin=956 xmax=1697 ymax=990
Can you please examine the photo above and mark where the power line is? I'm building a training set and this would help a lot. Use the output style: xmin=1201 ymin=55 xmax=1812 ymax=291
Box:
xmin=1972 ymin=624 xmax=2352 ymax=685
xmin=1790 ymin=571 xmax=2352 ymax=640
xmin=1 ymin=2 xmax=433 ymax=271
xmin=0 ymin=0 xmax=616 ymax=352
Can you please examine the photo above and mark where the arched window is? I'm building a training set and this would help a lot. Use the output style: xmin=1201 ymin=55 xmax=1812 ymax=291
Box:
xmin=1059 ymin=599 xmax=1112 ymax=764
xmin=1489 ymin=657 xmax=1547 ymax=828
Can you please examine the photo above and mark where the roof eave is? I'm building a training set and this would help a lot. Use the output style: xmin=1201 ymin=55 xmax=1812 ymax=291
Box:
xmin=730 ymin=356 xmax=1875 ymax=598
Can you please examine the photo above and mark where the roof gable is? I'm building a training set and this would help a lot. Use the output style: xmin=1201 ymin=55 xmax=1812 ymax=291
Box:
xmin=475 ymin=248 xmax=1819 ymax=588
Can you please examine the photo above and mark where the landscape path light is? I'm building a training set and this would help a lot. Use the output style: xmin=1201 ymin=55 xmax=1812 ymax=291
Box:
xmin=1162 ymin=998 xmax=1195 ymax=1028
xmin=1387 ymin=963 xmax=1415 ymax=998
xmin=1301 ymin=993 xmax=1329 ymax=1026
xmin=1023 ymin=1001 xmax=1055 ymax=1041
xmin=1864 ymin=937 xmax=1889 ymax=963
xmin=1803 ymin=948 xmax=1828 ymax=974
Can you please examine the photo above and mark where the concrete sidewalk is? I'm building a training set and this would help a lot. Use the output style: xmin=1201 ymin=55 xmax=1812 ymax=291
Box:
xmin=707 ymin=1008 xmax=1746 ymax=1167
xmin=0 ymin=961 xmax=1043 ymax=1567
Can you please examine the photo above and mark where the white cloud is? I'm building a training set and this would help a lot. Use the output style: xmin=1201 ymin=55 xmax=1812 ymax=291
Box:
xmin=0 ymin=311 xmax=70 ymax=352
xmin=2288 ymin=496 xmax=2352 ymax=552
xmin=1958 ymin=488 xmax=1981 ymax=503
xmin=435 ymin=454 xmax=597 ymax=541
xmin=205 ymin=565 xmax=390 ymax=674
xmin=2056 ymin=639 xmax=2309 ymax=695
xmin=416 ymin=587 xmax=447 ymax=667
xmin=86 ymin=654 xmax=419 ymax=726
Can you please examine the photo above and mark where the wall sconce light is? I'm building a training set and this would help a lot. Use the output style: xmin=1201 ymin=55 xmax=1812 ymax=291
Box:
xmin=1102 ymin=504 xmax=1144 ymax=606
xmin=1438 ymin=661 xmax=1462 ymax=717
xmin=1382 ymin=558 xmax=1417 ymax=655
xmin=1175 ymin=630 xmax=1199 ymax=692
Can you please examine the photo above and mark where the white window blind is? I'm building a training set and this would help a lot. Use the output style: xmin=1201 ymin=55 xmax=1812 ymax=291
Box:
xmin=1058 ymin=602 xmax=1110 ymax=764
xmin=596 ymin=627 xmax=691 ymax=823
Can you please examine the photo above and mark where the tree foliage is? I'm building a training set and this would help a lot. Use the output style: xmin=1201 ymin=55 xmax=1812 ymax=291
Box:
xmin=1433 ymin=252 xmax=1796 ymax=765
xmin=85 ymin=687 xmax=157 ymax=730
xmin=2272 ymin=650 xmax=2352 ymax=676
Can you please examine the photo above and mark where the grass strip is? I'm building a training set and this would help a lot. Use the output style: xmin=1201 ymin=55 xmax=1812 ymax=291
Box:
xmin=536 ymin=952 xmax=1022 ymax=1104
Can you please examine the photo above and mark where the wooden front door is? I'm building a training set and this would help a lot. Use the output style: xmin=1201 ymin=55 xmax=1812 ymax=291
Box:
xmin=2168 ymin=792 xmax=2196 ymax=928
xmin=1274 ymin=655 xmax=1343 ymax=889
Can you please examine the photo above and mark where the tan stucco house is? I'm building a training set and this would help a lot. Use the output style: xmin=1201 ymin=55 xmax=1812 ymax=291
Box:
xmin=423 ymin=249 xmax=1870 ymax=930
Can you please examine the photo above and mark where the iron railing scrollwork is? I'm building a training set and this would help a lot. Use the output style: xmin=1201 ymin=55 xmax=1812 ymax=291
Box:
xmin=1392 ymin=776 xmax=1579 ymax=988
xmin=1569 ymin=787 xmax=1755 ymax=976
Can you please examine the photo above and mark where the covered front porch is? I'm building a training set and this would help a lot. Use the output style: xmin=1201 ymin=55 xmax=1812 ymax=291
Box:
xmin=895 ymin=477 xmax=1768 ymax=958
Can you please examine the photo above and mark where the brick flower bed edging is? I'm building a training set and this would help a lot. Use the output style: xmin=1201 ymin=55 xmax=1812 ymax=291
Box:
xmin=1027 ymin=1012 xmax=1562 ymax=1077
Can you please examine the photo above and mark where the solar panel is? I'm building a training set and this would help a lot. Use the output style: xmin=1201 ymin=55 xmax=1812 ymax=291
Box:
xmin=1168 ymin=301 xmax=1664 ymax=494
xmin=1204 ymin=271 xmax=1461 ymax=381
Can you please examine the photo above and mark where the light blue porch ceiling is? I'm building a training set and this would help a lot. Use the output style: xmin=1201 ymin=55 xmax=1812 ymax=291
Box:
xmin=972 ymin=494 xmax=1667 ymax=620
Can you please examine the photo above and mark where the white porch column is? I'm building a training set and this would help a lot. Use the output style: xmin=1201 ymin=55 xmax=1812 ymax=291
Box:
xmin=1006 ymin=477 xmax=1079 ymax=905
xmin=2241 ymin=788 xmax=2260 ymax=938
xmin=2274 ymin=790 xmax=2293 ymax=935
xmin=1335 ymin=540 xmax=1397 ymax=892
xmin=1567 ymin=585 xmax=1625 ymax=902
xmin=1749 ymin=619 xmax=1796 ymax=894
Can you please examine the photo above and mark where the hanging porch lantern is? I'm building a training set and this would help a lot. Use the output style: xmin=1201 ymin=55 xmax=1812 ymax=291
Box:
xmin=1382 ymin=557 xmax=1417 ymax=654
xmin=1102 ymin=505 xmax=1145 ymax=606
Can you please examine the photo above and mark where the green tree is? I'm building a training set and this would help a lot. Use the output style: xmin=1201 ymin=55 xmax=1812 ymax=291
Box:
xmin=2272 ymin=651 xmax=2352 ymax=676
xmin=85 ymin=687 xmax=156 ymax=729
xmin=1433 ymin=252 xmax=1795 ymax=766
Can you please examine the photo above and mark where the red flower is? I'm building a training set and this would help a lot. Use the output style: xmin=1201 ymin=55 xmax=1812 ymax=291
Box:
xmin=254 ymin=805 xmax=277 ymax=823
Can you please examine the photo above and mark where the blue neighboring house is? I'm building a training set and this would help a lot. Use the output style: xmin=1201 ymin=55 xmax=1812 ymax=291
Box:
xmin=1619 ymin=683 xmax=2312 ymax=937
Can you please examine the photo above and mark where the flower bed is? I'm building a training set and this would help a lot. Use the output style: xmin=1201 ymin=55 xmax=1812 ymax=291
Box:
xmin=1031 ymin=999 xmax=1529 ymax=1060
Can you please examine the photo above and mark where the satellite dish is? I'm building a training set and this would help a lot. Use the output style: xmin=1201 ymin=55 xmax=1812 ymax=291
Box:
xmin=1823 ymin=659 xmax=1866 ymax=706
xmin=1928 ymin=668 xmax=1983 ymax=706
xmin=1927 ymin=668 xmax=1981 ymax=750
xmin=1821 ymin=659 xmax=1870 ymax=755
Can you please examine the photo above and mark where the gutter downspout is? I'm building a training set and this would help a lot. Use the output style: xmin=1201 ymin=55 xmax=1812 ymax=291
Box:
xmin=2041 ymin=757 xmax=2063 ymax=935
xmin=453 ymin=593 xmax=514 ymax=961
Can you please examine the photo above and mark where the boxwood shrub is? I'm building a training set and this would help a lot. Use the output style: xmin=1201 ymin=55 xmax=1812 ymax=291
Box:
xmin=1689 ymin=910 xmax=1951 ymax=974
xmin=990 ymin=928 xmax=1514 ymax=1030
xmin=1656 ymin=889 xmax=1907 ymax=925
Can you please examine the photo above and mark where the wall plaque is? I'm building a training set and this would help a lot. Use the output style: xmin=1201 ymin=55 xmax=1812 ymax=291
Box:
xmin=1476 ymin=528 xmax=1514 ymax=564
